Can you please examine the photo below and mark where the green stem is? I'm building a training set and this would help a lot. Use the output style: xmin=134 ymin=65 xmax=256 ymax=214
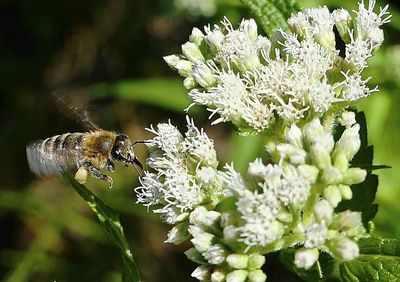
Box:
xmin=258 ymin=233 xmax=305 ymax=254
xmin=65 ymin=173 xmax=141 ymax=282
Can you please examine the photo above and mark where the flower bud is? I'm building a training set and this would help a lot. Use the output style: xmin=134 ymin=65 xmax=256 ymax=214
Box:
xmin=286 ymin=124 xmax=303 ymax=148
xmin=240 ymin=19 xmax=258 ymax=41
xmin=338 ymin=111 xmax=356 ymax=128
xmin=226 ymin=270 xmax=248 ymax=282
xmin=313 ymin=199 xmax=333 ymax=223
xmin=190 ymin=206 xmax=220 ymax=227
xmin=322 ymin=166 xmax=343 ymax=185
xmin=226 ymin=254 xmax=249 ymax=269
xmin=203 ymin=244 xmax=227 ymax=265
xmin=248 ymin=270 xmax=267 ymax=282
xmin=205 ymin=28 xmax=224 ymax=54
xmin=224 ymin=225 xmax=239 ymax=241
xmin=368 ymin=27 xmax=385 ymax=48
xmin=333 ymin=124 xmax=361 ymax=161
xmin=298 ymin=165 xmax=319 ymax=184
xmin=248 ymin=254 xmax=266 ymax=269
xmin=182 ymin=42 xmax=205 ymax=63
xmin=323 ymin=185 xmax=342 ymax=208
xmin=183 ymin=76 xmax=197 ymax=89
xmin=333 ymin=8 xmax=352 ymax=43
xmin=333 ymin=151 xmax=349 ymax=172
xmin=190 ymin=226 xmax=214 ymax=252
xmin=165 ymin=222 xmax=189 ymax=244
xmin=176 ymin=60 xmax=193 ymax=77
xmin=328 ymin=237 xmax=359 ymax=261
xmin=311 ymin=143 xmax=331 ymax=169
xmin=211 ymin=269 xmax=226 ymax=282
xmin=163 ymin=54 xmax=181 ymax=69
xmin=338 ymin=184 xmax=352 ymax=200
xmin=185 ymin=248 xmax=206 ymax=264
xmin=192 ymin=62 xmax=217 ymax=88
xmin=303 ymin=119 xmax=323 ymax=145
xmin=315 ymin=30 xmax=336 ymax=50
xmin=190 ymin=27 xmax=205 ymax=46
xmin=343 ymin=168 xmax=367 ymax=185
xmin=294 ymin=248 xmax=319 ymax=270
xmin=192 ymin=266 xmax=211 ymax=281
xmin=287 ymin=12 xmax=310 ymax=39
xmin=331 ymin=211 xmax=363 ymax=236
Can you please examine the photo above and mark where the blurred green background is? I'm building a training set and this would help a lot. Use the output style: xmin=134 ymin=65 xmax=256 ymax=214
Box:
xmin=0 ymin=0 xmax=399 ymax=281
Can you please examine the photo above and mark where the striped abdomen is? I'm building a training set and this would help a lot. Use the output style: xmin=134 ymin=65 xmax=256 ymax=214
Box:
xmin=26 ymin=133 xmax=87 ymax=177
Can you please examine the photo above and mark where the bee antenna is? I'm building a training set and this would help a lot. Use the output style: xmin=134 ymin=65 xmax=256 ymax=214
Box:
xmin=132 ymin=140 xmax=151 ymax=146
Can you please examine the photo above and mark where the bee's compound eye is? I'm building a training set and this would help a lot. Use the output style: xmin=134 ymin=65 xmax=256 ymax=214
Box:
xmin=75 ymin=167 xmax=89 ymax=184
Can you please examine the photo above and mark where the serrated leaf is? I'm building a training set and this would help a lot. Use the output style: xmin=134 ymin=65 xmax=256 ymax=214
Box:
xmin=279 ymin=248 xmax=336 ymax=281
xmin=241 ymin=0 xmax=301 ymax=36
xmin=65 ymin=174 xmax=141 ymax=282
xmin=340 ymin=237 xmax=400 ymax=282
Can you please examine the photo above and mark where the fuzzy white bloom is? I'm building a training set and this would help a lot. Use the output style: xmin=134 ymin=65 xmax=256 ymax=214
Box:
xmin=302 ymin=221 xmax=328 ymax=248
xmin=203 ymin=244 xmax=227 ymax=265
xmin=340 ymin=71 xmax=378 ymax=101
xmin=294 ymin=248 xmax=319 ymax=269
xmin=192 ymin=265 xmax=211 ymax=280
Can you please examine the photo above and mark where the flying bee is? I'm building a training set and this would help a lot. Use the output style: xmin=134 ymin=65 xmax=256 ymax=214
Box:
xmin=26 ymin=89 xmax=144 ymax=188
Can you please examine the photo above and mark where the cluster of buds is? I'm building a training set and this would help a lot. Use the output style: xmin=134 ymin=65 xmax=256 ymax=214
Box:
xmin=164 ymin=2 xmax=390 ymax=134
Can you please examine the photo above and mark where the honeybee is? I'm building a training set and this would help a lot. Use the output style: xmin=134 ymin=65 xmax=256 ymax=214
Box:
xmin=26 ymin=92 xmax=143 ymax=188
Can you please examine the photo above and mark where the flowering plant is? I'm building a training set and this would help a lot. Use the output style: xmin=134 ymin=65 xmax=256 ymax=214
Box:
xmin=133 ymin=1 xmax=397 ymax=281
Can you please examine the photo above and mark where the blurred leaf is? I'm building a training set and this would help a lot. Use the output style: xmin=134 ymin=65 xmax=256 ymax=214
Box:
xmin=340 ymin=237 xmax=400 ymax=281
xmin=89 ymin=79 xmax=198 ymax=113
xmin=241 ymin=0 xmax=301 ymax=36
xmin=228 ymin=133 xmax=265 ymax=174
xmin=280 ymin=249 xmax=337 ymax=281
xmin=65 ymin=174 xmax=141 ymax=282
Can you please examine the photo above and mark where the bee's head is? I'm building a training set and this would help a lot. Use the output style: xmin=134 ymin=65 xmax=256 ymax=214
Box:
xmin=111 ymin=134 xmax=143 ymax=172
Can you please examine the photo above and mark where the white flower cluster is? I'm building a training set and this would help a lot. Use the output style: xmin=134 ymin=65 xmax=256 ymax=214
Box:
xmin=135 ymin=117 xmax=225 ymax=224
xmin=164 ymin=2 xmax=390 ymax=133
xmin=220 ymin=112 xmax=367 ymax=270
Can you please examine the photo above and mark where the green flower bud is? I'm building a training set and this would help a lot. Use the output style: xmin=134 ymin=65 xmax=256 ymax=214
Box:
xmin=315 ymin=30 xmax=336 ymax=50
xmin=294 ymin=248 xmax=319 ymax=270
xmin=343 ymin=168 xmax=367 ymax=185
xmin=184 ymin=76 xmax=197 ymax=89
xmin=203 ymin=244 xmax=227 ymax=265
xmin=338 ymin=111 xmax=356 ymax=128
xmin=331 ymin=211 xmax=364 ymax=236
xmin=338 ymin=184 xmax=352 ymax=200
xmin=333 ymin=151 xmax=349 ymax=172
xmin=182 ymin=42 xmax=205 ymax=63
xmin=322 ymin=166 xmax=343 ymax=185
xmin=248 ymin=254 xmax=266 ymax=269
xmin=323 ymin=185 xmax=342 ymax=208
xmin=248 ymin=269 xmax=267 ymax=282
xmin=241 ymin=19 xmax=258 ymax=41
xmin=190 ymin=27 xmax=205 ymax=46
xmin=185 ymin=248 xmax=206 ymax=264
xmin=165 ymin=222 xmax=189 ymax=244
xmin=223 ymin=225 xmax=239 ymax=241
xmin=303 ymin=119 xmax=324 ymax=145
xmin=205 ymin=28 xmax=224 ymax=54
xmin=190 ymin=226 xmax=214 ymax=252
xmin=211 ymin=269 xmax=226 ymax=282
xmin=226 ymin=254 xmax=249 ymax=269
xmin=313 ymin=199 xmax=333 ymax=223
xmin=226 ymin=270 xmax=248 ymax=282
xmin=311 ymin=143 xmax=331 ymax=169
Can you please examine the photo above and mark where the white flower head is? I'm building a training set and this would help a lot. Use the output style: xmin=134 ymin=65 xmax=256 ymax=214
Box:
xmin=302 ymin=221 xmax=328 ymax=248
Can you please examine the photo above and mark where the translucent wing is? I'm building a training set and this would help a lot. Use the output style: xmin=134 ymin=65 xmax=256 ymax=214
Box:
xmin=52 ymin=87 xmax=100 ymax=132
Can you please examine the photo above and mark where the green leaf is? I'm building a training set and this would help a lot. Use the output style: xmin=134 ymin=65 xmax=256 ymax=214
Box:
xmin=280 ymin=249 xmax=336 ymax=281
xmin=228 ymin=132 xmax=265 ymax=174
xmin=241 ymin=0 xmax=301 ymax=36
xmin=340 ymin=237 xmax=400 ymax=281
xmin=89 ymin=78 xmax=198 ymax=113
xmin=65 ymin=174 xmax=141 ymax=282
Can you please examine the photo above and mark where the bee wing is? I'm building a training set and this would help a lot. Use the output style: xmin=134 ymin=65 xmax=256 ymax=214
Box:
xmin=52 ymin=87 xmax=100 ymax=132
xmin=26 ymin=138 xmax=80 ymax=177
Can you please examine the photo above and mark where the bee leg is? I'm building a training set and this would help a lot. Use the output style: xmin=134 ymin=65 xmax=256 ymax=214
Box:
xmin=84 ymin=163 xmax=113 ymax=188
xmin=106 ymin=159 xmax=115 ymax=173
